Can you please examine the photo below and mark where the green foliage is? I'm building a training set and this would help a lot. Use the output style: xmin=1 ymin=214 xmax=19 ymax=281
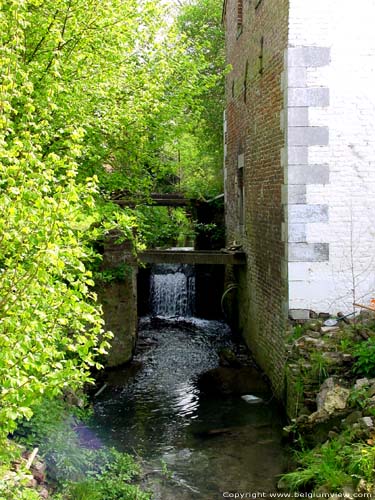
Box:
xmin=287 ymin=324 xmax=305 ymax=343
xmin=281 ymin=429 xmax=375 ymax=494
xmin=0 ymin=441 xmax=42 ymax=500
xmin=309 ymin=351 xmax=328 ymax=383
xmin=136 ymin=206 xmax=195 ymax=248
xmin=0 ymin=0 xmax=225 ymax=469
xmin=15 ymin=397 xmax=149 ymax=499
xmin=281 ymin=436 xmax=354 ymax=492
xmin=174 ymin=0 xmax=226 ymax=199
xmin=353 ymin=338 xmax=375 ymax=377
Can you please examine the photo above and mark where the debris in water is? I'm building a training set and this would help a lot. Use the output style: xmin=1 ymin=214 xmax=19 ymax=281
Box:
xmin=241 ymin=394 xmax=263 ymax=404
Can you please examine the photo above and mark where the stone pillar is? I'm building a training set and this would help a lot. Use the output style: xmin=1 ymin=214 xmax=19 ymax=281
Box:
xmin=97 ymin=231 xmax=138 ymax=367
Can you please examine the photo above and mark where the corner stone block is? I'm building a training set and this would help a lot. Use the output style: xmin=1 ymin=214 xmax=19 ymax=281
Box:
xmin=288 ymin=126 xmax=329 ymax=146
xmin=289 ymin=223 xmax=307 ymax=243
xmin=287 ymin=46 xmax=331 ymax=68
xmin=288 ymin=146 xmax=308 ymax=165
xmin=288 ymin=164 xmax=330 ymax=185
xmin=288 ymin=107 xmax=308 ymax=127
xmin=289 ymin=242 xmax=329 ymax=262
xmin=282 ymin=184 xmax=307 ymax=204
xmin=289 ymin=204 xmax=328 ymax=224
xmin=288 ymin=87 xmax=330 ymax=107
xmin=288 ymin=67 xmax=307 ymax=87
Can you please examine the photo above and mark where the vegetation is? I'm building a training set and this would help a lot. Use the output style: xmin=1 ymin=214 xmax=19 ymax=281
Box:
xmin=0 ymin=0 xmax=225 ymax=494
xmin=283 ymin=316 xmax=375 ymax=495
xmin=11 ymin=397 xmax=149 ymax=499
xmin=281 ymin=433 xmax=375 ymax=493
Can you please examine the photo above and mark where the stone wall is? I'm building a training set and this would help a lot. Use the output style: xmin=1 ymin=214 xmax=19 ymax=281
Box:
xmin=97 ymin=233 xmax=138 ymax=367
xmin=223 ymin=0 xmax=289 ymax=397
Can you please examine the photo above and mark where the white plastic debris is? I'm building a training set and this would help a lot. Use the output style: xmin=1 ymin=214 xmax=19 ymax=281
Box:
xmin=241 ymin=394 xmax=263 ymax=404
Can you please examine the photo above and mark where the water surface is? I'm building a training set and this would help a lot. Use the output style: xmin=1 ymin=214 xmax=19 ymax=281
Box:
xmin=91 ymin=317 xmax=286 ymax=499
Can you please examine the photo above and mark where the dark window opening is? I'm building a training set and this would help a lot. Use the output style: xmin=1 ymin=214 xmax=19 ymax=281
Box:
xmin=237 ymin=0 xmax=243 ymax=37
xmin=259 ymin=36 xmax=264 ymax=75
xmin=243 ymin=61 xmax=249 ymax=103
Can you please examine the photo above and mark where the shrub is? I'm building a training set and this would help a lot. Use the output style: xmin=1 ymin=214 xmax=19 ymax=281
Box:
xmin=353 ymin=338 xmax=375 ymax=376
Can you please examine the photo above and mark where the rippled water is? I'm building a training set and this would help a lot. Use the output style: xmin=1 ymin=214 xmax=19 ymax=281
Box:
xmin=90 ymin=318 xmax=286 ymax=499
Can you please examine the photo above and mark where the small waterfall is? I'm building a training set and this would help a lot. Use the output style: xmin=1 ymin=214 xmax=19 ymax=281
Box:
xmin=150 ymin=264 xmax=196 ymax=318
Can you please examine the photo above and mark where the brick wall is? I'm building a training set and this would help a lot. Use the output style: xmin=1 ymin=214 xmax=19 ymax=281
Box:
xmin=224 ymin=0 xmax=289 ymax=396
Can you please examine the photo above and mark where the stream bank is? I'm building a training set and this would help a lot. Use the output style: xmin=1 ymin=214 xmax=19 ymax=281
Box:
xmin=281 ymin=313 xmax=375 ymax=496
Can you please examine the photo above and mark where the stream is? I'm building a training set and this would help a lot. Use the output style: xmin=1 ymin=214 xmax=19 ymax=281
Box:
xmin=90 ymin=264 xmax=286 ymax=499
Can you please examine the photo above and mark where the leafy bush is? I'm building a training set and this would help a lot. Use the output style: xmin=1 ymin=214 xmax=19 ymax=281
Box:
xmin=353 ymin=338 xmax=375 ymax=376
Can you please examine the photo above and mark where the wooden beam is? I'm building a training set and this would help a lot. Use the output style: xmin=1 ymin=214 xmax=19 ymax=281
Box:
xmin=138 ymin=250 xmax=246 ymax=265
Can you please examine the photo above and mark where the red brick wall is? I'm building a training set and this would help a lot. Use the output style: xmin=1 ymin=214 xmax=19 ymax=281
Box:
xmin=224 ymin=0 xmax=289 ymax=396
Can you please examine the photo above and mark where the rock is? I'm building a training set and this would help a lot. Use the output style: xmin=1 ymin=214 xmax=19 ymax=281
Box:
xmin=318 ymin=312 xmax=331 ymax=320
xmin=342 ymin=485 xmax=355 ymax=498
xmin=328 ymin=430 xmax=339 ymax=439
xmin=343 ymin=410 xmax=363 ymax=427
xmin=354 ymin=378 xmax=370 ymax=390
xmin=322 ymin=352 xmax=345 ymax=366
xmin=197 ymin=366 xmax=269 ymax=396
xmin=321 ymin=326 xmax=340 ymax=334
xmin=316 ymin=378 xmax=350 ymax=415
xmin=305 ymin=330 xmax=321 ymax=338
xmin=360 ymin=416 xmax=373 ymax=429
xmin=39 ymin=487 xmax=49 ymax=499
xmin=304 ymin=320 xmax=322 ymax=332
xmin=31 ymin=459 xmax=46 ymax=483
xmin=368 ymin=384 xmax=375 ymax=397
xmin=219 ymin=348 xmax=241 ymax=367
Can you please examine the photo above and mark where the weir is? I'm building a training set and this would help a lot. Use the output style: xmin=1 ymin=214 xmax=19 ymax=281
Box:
xmin=92 ymin=261 xmax=285 ymax=499
xmin=150 ymin=264 xmax=196 ymax=318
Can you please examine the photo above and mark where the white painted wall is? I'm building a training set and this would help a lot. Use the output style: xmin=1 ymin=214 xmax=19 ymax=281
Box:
xmin=288 ymin=0 xmax=375 ymax=314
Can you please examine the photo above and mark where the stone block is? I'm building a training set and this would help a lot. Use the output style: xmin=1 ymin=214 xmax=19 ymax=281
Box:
xmin=288 ymin=164 xmax=330 ymax=185
xmin=289 ymin=223 xmax=306 ymax=242
xmin=287 ymin=46 xmax=331 ymax=68
xmin=289 ymin=309 xmax=311 ymax=320
xmin=289 ymin=204 xmax=328 ymax=224
xmin=288 ymin=67 xmax=307 ymax=87
xmin=288 ymin=87 xmax=330 ymax=107
xmin=288 ymin=262 xmax=311 ymax=281
xmin=289 ymin=243 xmax=329 ymax=262
xmin=282 ymin=184 xmax=307 ymax=204
xmin=288 ymin=126 xmax=329 ymax=146
xmin=288 ymin=107 xmax=309 ymax=126
xmin=288 ymin=146 xmax=308 ymax=165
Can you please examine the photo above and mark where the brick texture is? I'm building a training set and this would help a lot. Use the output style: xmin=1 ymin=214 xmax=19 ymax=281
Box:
xmin=224 ymin=0 xmax=289 ymax=397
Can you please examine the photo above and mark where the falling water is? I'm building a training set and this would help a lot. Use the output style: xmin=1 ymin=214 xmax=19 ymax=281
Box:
xmin=91 ymin=261 xmax=286 ymax=499
xmin=151 ymin=264 xmax=196 ymax=318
